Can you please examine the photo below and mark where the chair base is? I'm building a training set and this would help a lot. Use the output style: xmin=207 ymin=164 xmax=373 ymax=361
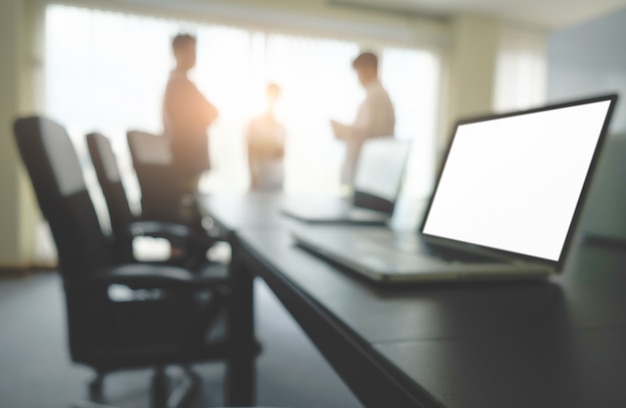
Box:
xmin=73 ymin=365 xmax=200 ymax=408
xmin=151 ymin=365 xmax=200 ymax=408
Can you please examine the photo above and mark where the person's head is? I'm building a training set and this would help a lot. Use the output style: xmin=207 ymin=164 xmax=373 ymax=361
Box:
xmin=352 ymin=52 xmax=378 ymax=87
xmin=266 ymin=82 xmax=281 ymax=107
xmin=172 ymin=33 xmax=196 ymax=72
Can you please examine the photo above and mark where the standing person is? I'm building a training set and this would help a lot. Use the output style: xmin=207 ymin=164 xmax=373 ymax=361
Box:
xmin=330 ymin=51 xmax=395 ymax=187
xmin=162 ymin=33 xmax=218 ymax=218
xmin=246 ymin=83 xmax=287 ymax=190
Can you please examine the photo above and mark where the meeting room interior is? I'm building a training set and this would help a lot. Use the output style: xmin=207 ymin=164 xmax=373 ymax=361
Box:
xmin=2 ymin=0 xmax=626 ymax=407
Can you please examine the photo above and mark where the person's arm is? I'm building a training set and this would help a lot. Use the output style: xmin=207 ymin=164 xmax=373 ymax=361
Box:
xmin=246 ymin=121 xmax=258 ymax=189
xmin=187 ymin=80 xmax=218 ymax=128
xmin=200 ymin=95 xmax=218 ymax=127
xmin=331 ymin=90 xmax=395 ymax=142
xmin=330 ymin=118 xmax=373 ymax=142
xmin=330 ymin=99 xmax=374 ymax=142
xmin=273 ymin=123 xmax=287 ymax=158
xmin=165 ymin=78 xmax=218 ymax=132
xmin=330 ymin=119 xmax=351 ymax=140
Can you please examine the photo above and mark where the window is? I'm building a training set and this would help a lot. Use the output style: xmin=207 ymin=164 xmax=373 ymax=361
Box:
xmin=44 ymin=4 xmax=443 ymax=200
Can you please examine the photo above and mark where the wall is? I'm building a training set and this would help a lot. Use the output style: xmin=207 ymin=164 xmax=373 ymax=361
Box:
xmin=547 ymin=7 xmax=626 ymax=134
xmin=443 ymin=15 xmax=501 ymax=151
xmin=0 ymin=0 xmax=38 ymax=269
xmin=547 ymin=8 xmax=626 ymax=242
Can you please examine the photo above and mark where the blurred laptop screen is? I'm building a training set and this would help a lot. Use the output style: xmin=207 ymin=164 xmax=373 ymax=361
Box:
xmin=353 ymin=138 xmax=409 ymax=201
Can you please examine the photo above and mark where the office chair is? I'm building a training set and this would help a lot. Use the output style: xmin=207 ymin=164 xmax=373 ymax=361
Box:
xmin=14 ymin=116 xmax=233 ymax=408
xmin=126 ymin=130 xmax=198 ymax=226
xmin=86 ymin=132 xmax=218 ymax=269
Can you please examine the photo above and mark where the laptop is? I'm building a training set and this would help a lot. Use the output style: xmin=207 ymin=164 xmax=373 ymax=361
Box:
xmin=281 ymin=137 xmax=411 ymax=224
xmin=292 ymin=94 xmax=618 ymax=283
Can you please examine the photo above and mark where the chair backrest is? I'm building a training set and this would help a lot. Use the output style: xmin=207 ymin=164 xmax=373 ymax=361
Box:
xmin=86 ymin=132 xmax=134 ymax=261
xmin=14 ymin=116 xmax=113 ymax=279
xmin=127 ymin=129 xmax=173 ymax=166
xmin=126 ymin=130 xmax=181 ymax=222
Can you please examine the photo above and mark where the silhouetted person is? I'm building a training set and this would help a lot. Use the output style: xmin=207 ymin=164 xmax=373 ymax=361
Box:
xmin=331 ymin=52 xmax=395 ymax=186
xmin=246 ymin=83 xmax=286 ymax=190
xmin=163 ymin=33 xmax=218 ymax=208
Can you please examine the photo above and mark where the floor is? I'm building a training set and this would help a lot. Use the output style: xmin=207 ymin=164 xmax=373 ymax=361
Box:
xmin=0 ymin=271 xmax=363 ymax=408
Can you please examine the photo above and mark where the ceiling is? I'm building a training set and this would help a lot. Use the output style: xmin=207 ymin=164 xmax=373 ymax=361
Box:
xmin=329 ymin=0 xmax=626 ymax=29
xmin=123 ymin=0 xmax=626 ymax=31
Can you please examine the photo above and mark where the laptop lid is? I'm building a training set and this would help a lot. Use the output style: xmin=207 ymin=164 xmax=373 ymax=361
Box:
xmin=420 ymin=94 xmax=617 ymax=272
xmin=352 ymin=137 xmax=411 ymax=214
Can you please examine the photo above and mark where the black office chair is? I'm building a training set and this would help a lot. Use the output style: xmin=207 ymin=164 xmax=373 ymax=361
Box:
xmin=86 ymin=132 xmax=217 ymax=269
xmin=126 ymin=130 xmax=196 ymax=226
xmin=14 ymin=116 xmax=232 ymax=408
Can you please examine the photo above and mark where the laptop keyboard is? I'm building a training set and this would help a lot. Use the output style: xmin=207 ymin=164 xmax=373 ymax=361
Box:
xmin=420 ymin=244 xmax=501 ymax=264
xmin=356 ymin=230 xmax=502 ymax=264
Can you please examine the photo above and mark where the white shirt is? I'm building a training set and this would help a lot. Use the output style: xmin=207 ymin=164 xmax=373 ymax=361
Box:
xmin=336 ymin=79 xmax=395 ymax=185
xmin=246 ymin=113 xmax=286 ymax=190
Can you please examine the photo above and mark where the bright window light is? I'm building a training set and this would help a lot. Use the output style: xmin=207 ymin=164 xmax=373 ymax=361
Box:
xmin=44 ymin=4 xmax=442 ymax=199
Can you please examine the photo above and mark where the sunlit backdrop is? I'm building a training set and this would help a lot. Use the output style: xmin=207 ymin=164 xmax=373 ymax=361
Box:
xmin=44 ymin=4 xmax=442 ymax=206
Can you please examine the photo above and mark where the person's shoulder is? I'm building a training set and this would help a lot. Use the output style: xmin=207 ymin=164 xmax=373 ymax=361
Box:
xmin=248 ymin=115 xmax=265 ymax=128
xmin=248 ymin=114 xmax=286 ymax=135
xmin=168 ymin=72 xmax=194 ymax=89
xmin=372 ymin=81 xmax=391 ymax=95
xmin=365 ymin=82 xmax=391 ymax=104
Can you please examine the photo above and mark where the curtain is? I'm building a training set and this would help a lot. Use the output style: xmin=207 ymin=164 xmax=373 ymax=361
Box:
xmin=493 ymin=27 xmax=547 ymax=112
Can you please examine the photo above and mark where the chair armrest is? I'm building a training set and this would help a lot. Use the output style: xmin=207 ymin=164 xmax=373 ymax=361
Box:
xmin=129 ymin=221 xmax=216 ymax=248
xmin=130 ymin=220 xmax=190 ymax=241
xmin=91 ymin=264 xmax=206 ymax=291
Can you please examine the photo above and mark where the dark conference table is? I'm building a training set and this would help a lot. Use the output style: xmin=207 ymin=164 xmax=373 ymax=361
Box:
xmin=199 ymin=191 xmax=626 ymax=408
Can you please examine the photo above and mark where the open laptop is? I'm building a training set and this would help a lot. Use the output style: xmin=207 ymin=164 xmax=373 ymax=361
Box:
xmin=281 ymin=137 xmax=411 ymax=224
xmin=292 ymin=94 xmax=617 ymax=283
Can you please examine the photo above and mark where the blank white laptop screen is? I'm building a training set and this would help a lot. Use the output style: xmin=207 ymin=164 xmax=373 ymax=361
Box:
xmin=353 ymin=138 xmax=410 ymax=201
xmin=422 ymin=100 xmax=613 ymax=261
